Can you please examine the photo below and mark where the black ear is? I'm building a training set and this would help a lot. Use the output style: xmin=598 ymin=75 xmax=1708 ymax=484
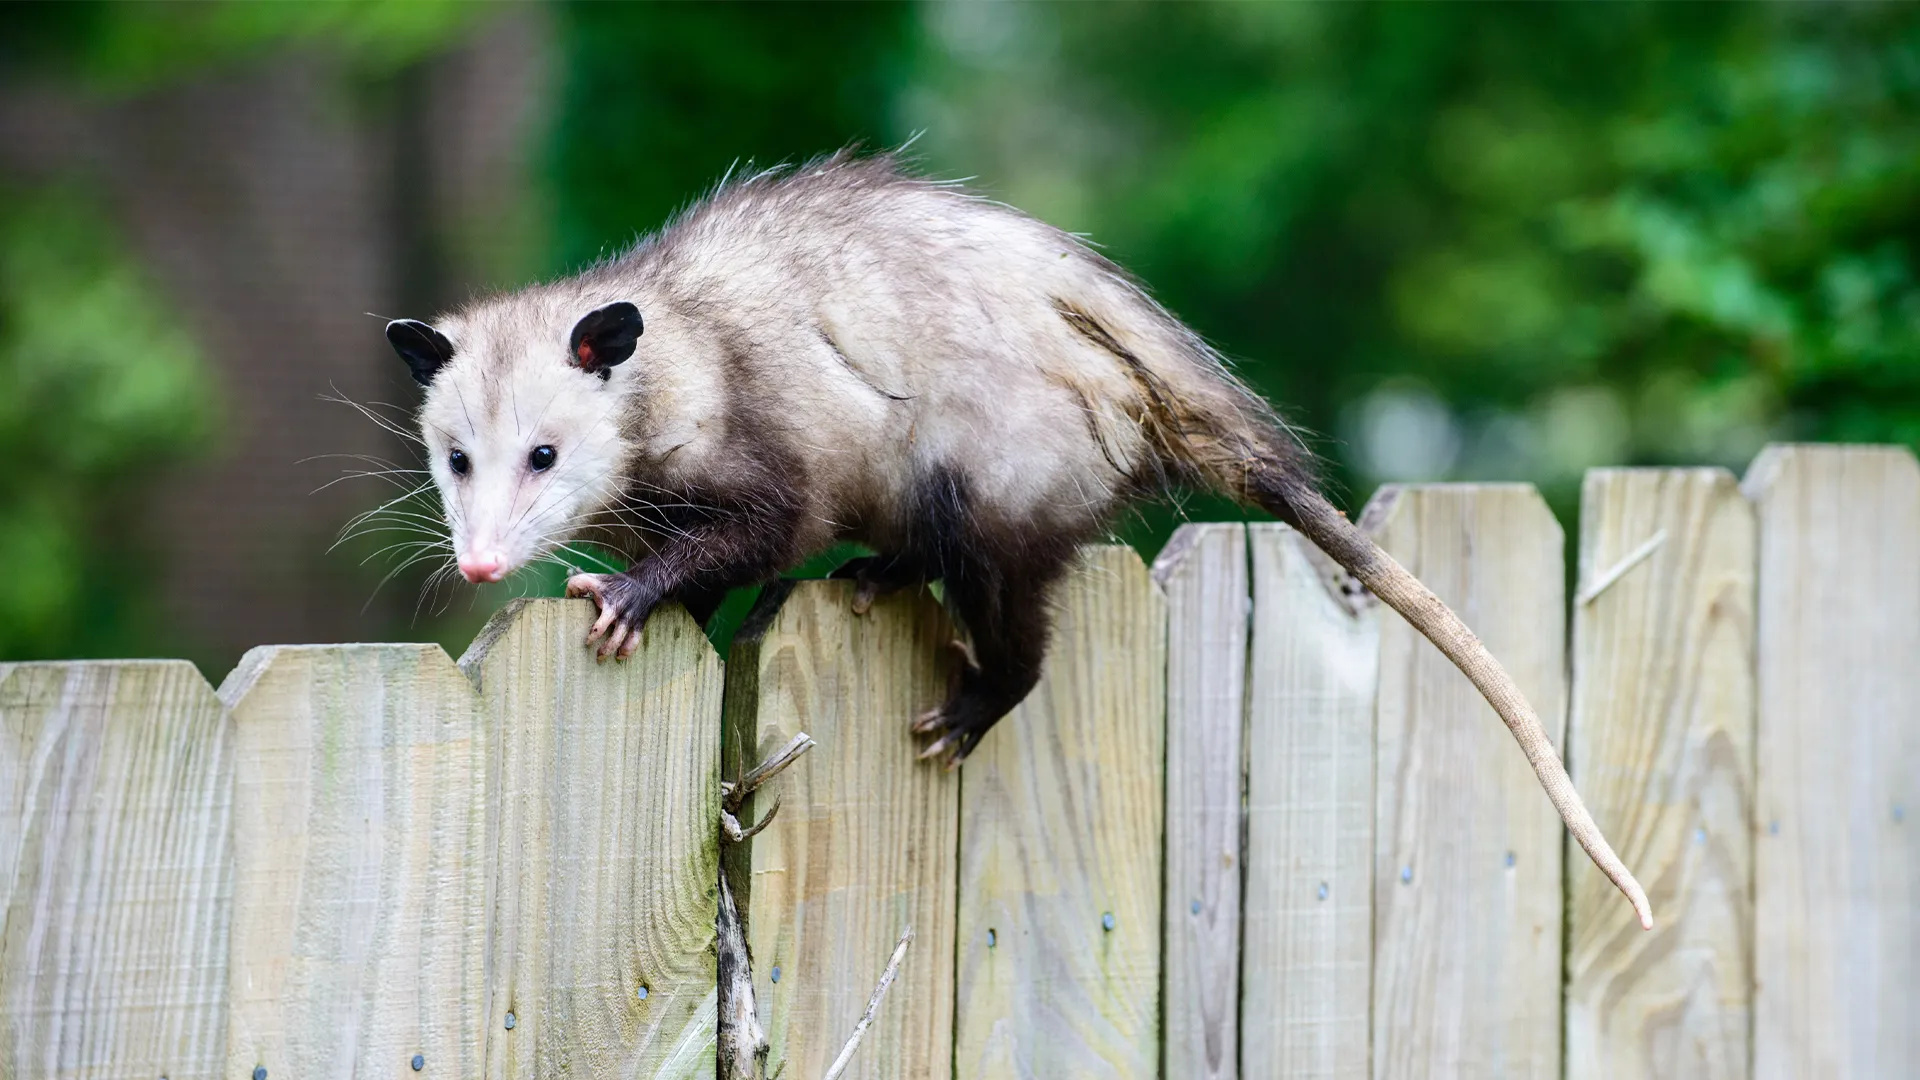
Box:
xmin=386 ymin=319 xmax=455 ymax=386
xmin=569 ymin=301 xmax=644 ymax=379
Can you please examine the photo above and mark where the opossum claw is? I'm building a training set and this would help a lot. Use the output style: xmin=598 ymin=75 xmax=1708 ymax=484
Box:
xmin=567 ymin=571 xmax=659 ymax=662
xmin=946 ymin=638 xmax=981 ymax=673
xmin=600 ymin=624 xmax=629 ymax=662
xmin=910 ymin=707 xmax=947 ymax=735
xmin=913 ymin=707 xmax=987 ymax=768
xmin=916 ymin=731 xmax=959 ymax=764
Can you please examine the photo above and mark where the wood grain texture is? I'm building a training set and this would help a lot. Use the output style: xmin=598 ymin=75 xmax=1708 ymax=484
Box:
xmin=724 ymin=580 xmax=959 ymax=1080
xmin=1365 ymin=485 xmax=1565 ymax=1079
xmin=1242 ymin=524 xmax=1379 ymax=1080
xmin=463 ymin=598 xmax=722 ymax=1079
xmin=0 ymin=661 xmax=233 ymax=1080
xmin=1565 ymin=469 xmax=1755 ymax=1080
xmin=220 ymin=643 xmax=486 ymax=1079
xmin=955 ymin=545 xmax=1167 ymax=1079
xmin=1743 ymin=445 xmax=1920 ymax=1079
xmin=1153 ymin=523 xmax=1248 ymax=1080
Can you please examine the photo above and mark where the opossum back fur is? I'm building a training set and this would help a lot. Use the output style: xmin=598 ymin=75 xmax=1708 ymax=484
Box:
xmin=426 ymin=149 xmax=1314 ymax=565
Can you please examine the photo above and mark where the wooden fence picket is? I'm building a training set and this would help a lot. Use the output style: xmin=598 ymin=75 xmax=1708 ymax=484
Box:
xmin=722 ymin=579 xmax=960 ymax=1079
xmin=1241 ymin=523 xmax=1378 ymax=1080
xmin=1564 ymin=469 xmax=1755 ymax=1080
xmin=1744 ymin=445 xmax=1920 ymax=1078
xmin=220 ymin=643 xmax=486 ymax=1079
xmin=0 ymin=660 xmax=234 ymax=1080
xmin=1155 ymin=523 xmax=1249 ymax=1080
xmin=463 ymin=599 xmax=722 ymax=1079
xmin=1366 ymin=485 xmax=1566 ymax=1080
xmin=954 ymin=545 xmax=1167 ymax=1079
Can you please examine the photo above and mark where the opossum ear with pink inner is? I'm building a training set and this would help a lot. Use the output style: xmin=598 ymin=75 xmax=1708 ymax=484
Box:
xmin=569 ymin=301 xmax=644 ymax=380
xmin=386 ymin=319 xmax=455 ymax=386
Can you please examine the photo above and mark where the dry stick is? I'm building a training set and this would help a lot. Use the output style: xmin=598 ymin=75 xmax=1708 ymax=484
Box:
xmin=820 ymin=926 xmax=915 ymax=1080
xmin=717 ymin=872 xmax=768 ymax=1080
xmin=727 ymin=732 xmax=818 ymax=811
xmin=1575 ymin=529 xmax=1667 ymax=606
xmin=719 ymin=732 xmax=816 ymax=1080
xmin=715 ymin=732 xmax=914 ymax=1080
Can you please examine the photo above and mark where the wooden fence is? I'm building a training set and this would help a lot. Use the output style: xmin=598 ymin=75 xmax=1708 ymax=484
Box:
xmin=3 ymin=443 xmax=1915 ymax=1079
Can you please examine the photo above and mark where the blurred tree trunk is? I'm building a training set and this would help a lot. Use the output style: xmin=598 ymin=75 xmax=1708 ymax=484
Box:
xmin=0 ymin=10 xmax=550 ymax=673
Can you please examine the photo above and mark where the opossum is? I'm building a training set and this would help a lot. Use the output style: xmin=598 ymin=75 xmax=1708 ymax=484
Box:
xmin=386 ymin=150 xmax=1651 ymax=929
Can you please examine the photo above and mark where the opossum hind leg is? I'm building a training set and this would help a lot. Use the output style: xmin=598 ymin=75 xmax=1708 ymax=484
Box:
xmin=913 ymin=548 xmax=1071 ymax=768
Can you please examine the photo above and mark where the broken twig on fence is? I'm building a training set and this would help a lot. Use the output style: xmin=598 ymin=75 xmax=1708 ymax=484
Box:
xmin=717 ymin=870 xmax=768 ymax=1080
xmin=720 ymin=731 xmax=816 ymax=845
xmin=718 ymin=732 xmax=814 ymax=1080
xmin=716 ymin=730 xmax=914 ymax=1080
xmin=820 ymin=925 xmax=915 ymax=1080
xmin=1576 ymin=529 xmax=1666 ymax=606
xmin=726 ymin=731 xmax=817 ymax=807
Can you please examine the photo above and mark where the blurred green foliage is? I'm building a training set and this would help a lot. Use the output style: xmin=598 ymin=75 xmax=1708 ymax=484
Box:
xmin=897 ymin=2 xmax=1920 ymax=540
xmin=549 ymin=1 xmax=916 ymax=271
xmin=3 ymin=0 xmax=1918 ymax=659
xmin=0 ymin=0 xmax=481 ymax=92
xmin=0 ymin=188 xmax=214 ymax=658
xmin=544 ymin=1 xmax=1920 ymax=557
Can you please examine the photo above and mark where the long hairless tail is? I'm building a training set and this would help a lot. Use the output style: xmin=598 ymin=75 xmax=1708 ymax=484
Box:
xmin=1045 ymin=281 xmax=1649 ymax=926
xmin=1252 ymin=459 xmax=1654 ymax=930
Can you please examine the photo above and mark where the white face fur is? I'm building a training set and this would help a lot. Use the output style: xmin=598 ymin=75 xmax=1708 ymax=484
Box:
xmin=398 ymin=301 xmax=642 ymax=583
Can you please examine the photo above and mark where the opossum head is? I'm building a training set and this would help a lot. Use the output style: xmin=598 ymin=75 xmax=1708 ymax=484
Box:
xmin=387 ymin=300 xmax=644 ymax=583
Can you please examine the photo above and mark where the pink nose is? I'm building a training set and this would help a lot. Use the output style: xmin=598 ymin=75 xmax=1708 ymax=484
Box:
xmin=458 ymin=552 xmax=507 ymax=584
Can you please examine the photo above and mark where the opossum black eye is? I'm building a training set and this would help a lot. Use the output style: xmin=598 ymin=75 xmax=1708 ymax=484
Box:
xmin=528 ymin=445 xmax=556 ymax=472
xmin=568 ymin=301 xmax=643 ymax=376
xmin=448 ymin=448 xmax=470 ymax=476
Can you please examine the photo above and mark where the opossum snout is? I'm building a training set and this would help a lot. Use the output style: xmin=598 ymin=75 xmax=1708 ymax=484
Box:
xmin=458 ymin=550 xmax=508 ymax=584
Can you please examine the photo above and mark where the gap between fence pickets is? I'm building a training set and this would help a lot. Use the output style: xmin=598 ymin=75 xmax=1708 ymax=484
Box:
xmin=717 ymin=731 xmax=915 ymax=1080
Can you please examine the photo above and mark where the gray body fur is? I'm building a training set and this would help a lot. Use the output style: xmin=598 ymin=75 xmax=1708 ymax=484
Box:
xmin=432 ymin=153 xmax=1293 ymax=563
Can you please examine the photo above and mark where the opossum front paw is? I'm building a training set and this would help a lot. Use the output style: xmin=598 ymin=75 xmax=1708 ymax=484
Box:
xmin=565 ymin=571 xmax=661 ymax=661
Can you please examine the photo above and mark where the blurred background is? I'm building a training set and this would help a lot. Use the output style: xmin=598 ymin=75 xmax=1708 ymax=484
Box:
xmin=2 ymin=1 xmax=1916 ymax=677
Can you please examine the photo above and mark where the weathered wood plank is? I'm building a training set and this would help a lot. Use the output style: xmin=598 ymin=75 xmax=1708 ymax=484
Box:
xmin=954 ymin=545 xmax=1167 ymax=1078
xmin=1744 ymin=444 xmax=1920 ymax=1078
xmin=1242 ymin=523 xmax=1378 ymax=1080
xmin=1153 ymin=523 xmax=1248 ymax=1080
xmin=0 ymin=661 xmax=233 ymax=1080
xmin=464 ymin=599 xmax=721 ymax=1079
xmin=1564 ymin=469 xmax=1754 ymax=1080
xmin=1366 ymin=484 xmax=1565 ymax=1079
xmin=220 ymin=643 xmax=486 ymax=1079
xmin=724 ymin=580 xmax=959 ymax=1079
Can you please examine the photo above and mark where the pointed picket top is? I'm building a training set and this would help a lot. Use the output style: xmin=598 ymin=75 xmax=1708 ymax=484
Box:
xmin=1565 ymin=467 xmax=1756 ymax=1080
xmin=1243 ymin=522 xmax=1379 ymax=1079
xmin=1 ymin=659 xmax=234 ymax=1080
xmin=220 ymin=641 xmax=486 ymax=1080
xmin=1741 ymin=443 xmax=1919 ymax=1078
xmin=463 ymin=596 xmax=723 ymax=1079
xmin=1365 ymin=483 xmax=1566 ymax=1079
xmin=725 ymin=578 xmax=960 ymax=1080
xmin=955 ymin=544 xmax=1167 ymax=1078
xmin=1154 ymin=522 xmax=1249 ymax=1080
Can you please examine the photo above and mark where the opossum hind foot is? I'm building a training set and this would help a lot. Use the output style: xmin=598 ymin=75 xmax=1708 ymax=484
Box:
xmin=566 ymin=570 xmax=661 ymax=661
xmin=912 ymin=701 xmax=995 ymax=769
